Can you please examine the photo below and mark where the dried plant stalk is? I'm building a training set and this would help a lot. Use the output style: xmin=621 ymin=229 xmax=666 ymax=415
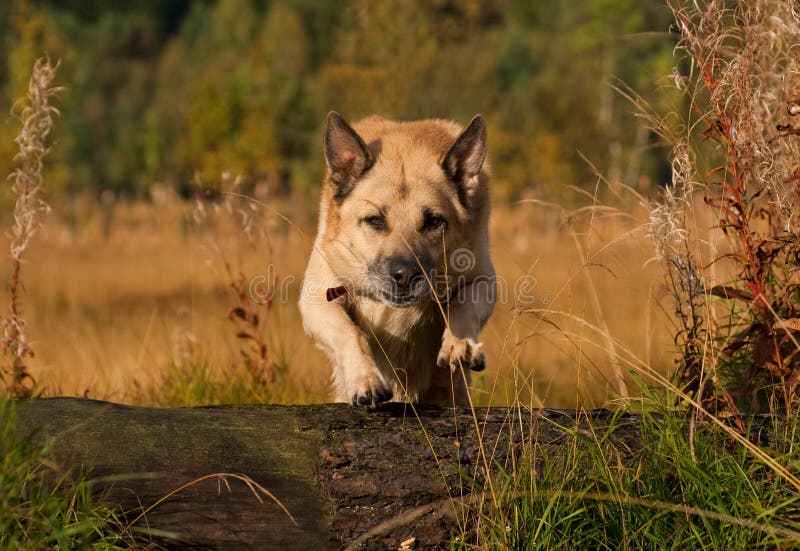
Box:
xmin=648 ymin=0 xmax=800 ymax=413
xmin=193 ymin=172 xmax=277 ymax=386
xmin=2 ymin=57 xmax=61 ymax=397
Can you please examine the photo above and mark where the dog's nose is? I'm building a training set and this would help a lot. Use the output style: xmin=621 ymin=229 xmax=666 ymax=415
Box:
xmin=389 ymin=259 xmax=422 ymax=288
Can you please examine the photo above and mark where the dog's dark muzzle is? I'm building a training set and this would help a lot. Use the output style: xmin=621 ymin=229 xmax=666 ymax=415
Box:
xmin=377 ymin=257 xmax=429 ymax=307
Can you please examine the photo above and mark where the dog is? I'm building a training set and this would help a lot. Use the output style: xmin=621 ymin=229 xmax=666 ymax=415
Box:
xmin=299 ymin=112 xmax=495 ymax=407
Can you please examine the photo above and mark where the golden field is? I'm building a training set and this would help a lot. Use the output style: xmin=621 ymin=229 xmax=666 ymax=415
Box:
xmin=1 ymin=190 xmax=674 ymax=408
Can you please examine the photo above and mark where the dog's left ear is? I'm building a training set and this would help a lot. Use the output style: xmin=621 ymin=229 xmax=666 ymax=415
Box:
xmin=441 ymin=114 xmax=487 ymax=204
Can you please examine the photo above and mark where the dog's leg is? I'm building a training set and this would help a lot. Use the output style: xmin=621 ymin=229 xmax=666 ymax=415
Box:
xmin=300 ymin=299 xmax=393 ymax=406
xmin=299 ymin=255 xmax=392 ymax=407
xmin=436 ymin=278 xmax=496 ymax=376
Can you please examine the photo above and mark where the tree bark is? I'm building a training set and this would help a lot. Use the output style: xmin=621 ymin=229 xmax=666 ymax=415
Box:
xmin=15 ymin=398 xmax=646 ymax=550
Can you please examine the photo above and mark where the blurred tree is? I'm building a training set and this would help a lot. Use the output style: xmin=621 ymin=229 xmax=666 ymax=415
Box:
xmin=2 ymin=0 xmax=71 ymax=199
xmin=159 ymin=0 xmax=313 ymax=192
xmin=0 ymin=0 xmax=676 ymax=202
xmin=315 ymin=0 xmax=438 ymax=118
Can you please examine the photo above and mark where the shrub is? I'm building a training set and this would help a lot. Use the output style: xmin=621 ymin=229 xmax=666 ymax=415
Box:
xmin=644 ymin=0 xmax=800 ymax=413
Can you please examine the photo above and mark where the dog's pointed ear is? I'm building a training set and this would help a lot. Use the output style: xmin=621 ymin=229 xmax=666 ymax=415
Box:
xmin=441 ymin=114 xmax=487 ymax=204
xmin=324 ymin=111 xmax=373 ymax=198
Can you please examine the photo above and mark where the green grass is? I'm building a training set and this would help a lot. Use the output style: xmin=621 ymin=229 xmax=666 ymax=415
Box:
xmin=145 ymin=360 xmax=328 ymax=407
xmin=0 ymin=399 xmax=132 ymax=550
xmin=464 ymin=400 xmax=800 ymax=549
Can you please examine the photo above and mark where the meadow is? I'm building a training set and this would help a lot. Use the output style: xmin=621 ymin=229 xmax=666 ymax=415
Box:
xmin=1 ymin=188 xmax=669 ymax=409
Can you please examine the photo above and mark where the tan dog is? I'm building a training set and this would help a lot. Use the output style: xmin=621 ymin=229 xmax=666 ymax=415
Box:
xmin=299 ymin=112 xmax=495 ymax=407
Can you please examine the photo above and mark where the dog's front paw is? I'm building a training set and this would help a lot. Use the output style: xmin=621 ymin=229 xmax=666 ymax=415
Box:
xmin=437 ymin=333 xmax=486 ymax=372
xmin=348 ymin=372 xmax=393 ymax=407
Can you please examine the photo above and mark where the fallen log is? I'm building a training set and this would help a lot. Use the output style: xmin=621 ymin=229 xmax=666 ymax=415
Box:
xmin=15 ymin=398 xmax=646 ymax=550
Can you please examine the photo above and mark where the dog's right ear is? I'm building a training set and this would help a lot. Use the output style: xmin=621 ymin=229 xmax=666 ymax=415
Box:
xmin=324 ymin=111 xmax=373 ymax=199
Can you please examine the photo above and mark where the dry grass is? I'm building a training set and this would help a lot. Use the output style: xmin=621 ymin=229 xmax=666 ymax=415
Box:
xmin=2 ymin=57 xmax=61 ymax=397
xmin=0 ymin=189 xmax=671 ymax=407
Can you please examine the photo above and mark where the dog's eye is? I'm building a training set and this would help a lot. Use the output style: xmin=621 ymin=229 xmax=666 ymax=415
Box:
xmin=422 ymin=214 xmax=446 ymax=232
xmin=362 ymin=215 xmax=386 ymax=230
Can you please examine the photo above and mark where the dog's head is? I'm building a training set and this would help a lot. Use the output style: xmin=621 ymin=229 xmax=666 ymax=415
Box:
xmin=320 ymin=112 xmax=488 ymax=308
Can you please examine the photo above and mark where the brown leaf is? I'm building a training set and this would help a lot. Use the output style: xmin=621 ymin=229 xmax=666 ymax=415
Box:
xmin=709 ymin=285 xmax=754 ymax=301
xmin=776 ymin=123 xmax=800 ymax=139
xmin=723 ymin=323 xmax=759 ymax=354
xmin=228 ymin=307 xmax=247 ymax=320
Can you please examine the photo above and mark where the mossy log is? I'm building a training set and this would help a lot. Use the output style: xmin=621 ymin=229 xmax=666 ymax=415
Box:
xmin=16 ymin=398 xmax=646 ymax=550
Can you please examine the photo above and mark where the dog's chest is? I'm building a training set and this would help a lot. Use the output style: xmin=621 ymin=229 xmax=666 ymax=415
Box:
xmin=349 ymin=299 xmax=444 ymax=365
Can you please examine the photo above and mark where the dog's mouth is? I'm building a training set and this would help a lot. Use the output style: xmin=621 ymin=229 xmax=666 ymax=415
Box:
xmin=363 ymin=266 xmax=431 ymax=308
xmin=380 ymin=290 xmax=421 ymax=308
xmin=379 ymin=277 xmax=428 ymax=307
